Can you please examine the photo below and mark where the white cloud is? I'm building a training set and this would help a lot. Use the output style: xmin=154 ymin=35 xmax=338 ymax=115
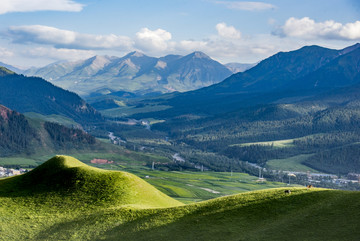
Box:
xmin=8 ymin=23 xmax=277 ymax=63
xmin=7 ymin=25 xmax=134 ymax=50
xmin=0 ymin=0 xmax=84 ymax=14
xmin=275 ymin=17 xmax=360 ymax=40
xmin=178 ymin=40 xmax=209 ymax=51
xmin=0 ymin=47 xmax=14 ymax=57
xmin=174 ymin=35 xmax=275 ymax=63
xmin=3 ymin=22 xmax=320 ymax=65
xmin=173 ymin=23 xmax=243 ymax=59
xmin=135 ymin=28 xmax=173 ymax=52
xmin=5 ymin=23 xmax=263 ymax=62
xmin=216 ymin=1 xmax=276 ymax=11
xmin=216 ymin=22 xmax=241 ymax=39
xmin=23 ymin=47 xmax=95 ymax=61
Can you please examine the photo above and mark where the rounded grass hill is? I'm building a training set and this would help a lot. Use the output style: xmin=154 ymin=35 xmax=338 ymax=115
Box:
xmin=0 ymin=155 xmax=182 ymax=208
xmin=0 ymin=155 xmax=359 ymax=240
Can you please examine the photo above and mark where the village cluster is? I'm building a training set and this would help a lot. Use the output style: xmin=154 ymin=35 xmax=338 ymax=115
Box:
xmin=0 ymin=166 xmax=27 ymax=177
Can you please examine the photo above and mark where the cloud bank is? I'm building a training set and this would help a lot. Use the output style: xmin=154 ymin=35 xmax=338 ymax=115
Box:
xmin=7 ymin=25 xmax=134 ymax=50
xmin=3 ymin=23 xmax=284 ymax=63
xmin=8 ymin=20 xmax=346 ymax=64
xmin=274 ymin=17 xmax=360 ymax=40
xmin=0 ymin=0 xmax=84 ymax=14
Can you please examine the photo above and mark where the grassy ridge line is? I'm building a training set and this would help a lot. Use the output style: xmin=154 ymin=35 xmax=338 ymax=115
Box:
xmin=2 ymin=187 xmax=358 ymax=240
xmin=91 ymin=188 xmax=360 ymax=241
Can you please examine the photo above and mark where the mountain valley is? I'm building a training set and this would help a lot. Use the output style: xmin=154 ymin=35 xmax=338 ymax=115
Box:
xmin=97 ymin=44 xmax=360 ymax=177
xmin=3 ymin=1 xmax=360 ymax=240
xmin=1 ymin=43 xmax=360 ymax=240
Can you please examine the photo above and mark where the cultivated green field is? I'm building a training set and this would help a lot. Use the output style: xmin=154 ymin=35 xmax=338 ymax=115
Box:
xmin=115 ymin=167 xmax=289 ymax=203
xmin=266 ymin=154 xmax=318 ymax=172
xmin=1 ymin=156 xmax=359 ymax=240
xmin=0 ymin=157 xmax=40 ymax=167
xmin=233 ymin=138 xmax=295 ymax=148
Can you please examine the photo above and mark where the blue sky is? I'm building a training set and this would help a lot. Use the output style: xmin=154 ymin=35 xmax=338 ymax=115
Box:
xmin=0 ymin=0 xmax=359 ymax=67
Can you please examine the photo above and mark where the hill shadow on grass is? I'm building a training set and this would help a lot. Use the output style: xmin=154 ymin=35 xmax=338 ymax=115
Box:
xmin=31 ymin=188 xmax=360 ymax=241
xmin=99 ymin=189 xmax=360 ymax=241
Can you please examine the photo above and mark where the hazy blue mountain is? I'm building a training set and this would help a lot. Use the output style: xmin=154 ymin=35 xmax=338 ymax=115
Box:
xmin=23 ymin=56 xmax=118 ymax=96
xmin=0 ymin=67 xmax=102 ymax=124
xmin=292 ymin=47 xmax=360 ymax=90
xmin=210 ymin=45 xmax=343 ymax=94
xmin=159 ymin=51 xmax=233 ymax=92
xmin=23 ymin=51 xmax=233 ymax=97
xmin=225 ymin=62 xmax=256 ymax=73
xmin=0 ymin=62 xmax=23 ymax=74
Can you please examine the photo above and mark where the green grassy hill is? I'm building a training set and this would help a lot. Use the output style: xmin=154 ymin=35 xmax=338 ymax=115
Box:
xmin=0 ymin=155 xmax=181 ymax=209
xmin=1 ymin=156 xmax=359 ymax=240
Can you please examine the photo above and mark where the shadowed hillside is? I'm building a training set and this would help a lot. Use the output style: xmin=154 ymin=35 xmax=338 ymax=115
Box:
xmin=0 ymin=67 xmax=102 ymax=124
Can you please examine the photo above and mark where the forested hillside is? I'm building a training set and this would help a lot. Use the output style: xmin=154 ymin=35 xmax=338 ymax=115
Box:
xmin=0 ymin=67 xmax=102 ymax=124
xmin=0 ymin=105 xmax=37 ymax=155
xmin=0 ymin=105 xmax=97 ymax=157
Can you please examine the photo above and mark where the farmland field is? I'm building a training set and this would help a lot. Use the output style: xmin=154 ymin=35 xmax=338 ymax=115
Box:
xmin=266 ymin=154 xmax=317 ymax=172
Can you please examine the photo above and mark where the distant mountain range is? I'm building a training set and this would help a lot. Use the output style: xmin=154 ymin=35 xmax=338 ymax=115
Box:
xmin=138 ymin=43 xmax=360 ymax=117
xmin=21 ymin=51 xmax=253 ymax=97
xmin=0 ymin=67 xmax=102 ymax=124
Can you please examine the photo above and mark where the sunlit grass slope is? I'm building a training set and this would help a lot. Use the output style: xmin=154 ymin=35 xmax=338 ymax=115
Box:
xmin=119 ymin=188 xmax=360 ymax=241
xmin=0 ymin=155 xmax=181 ymax=208
xmin=0 ymin=156 xmax=359 ymax=240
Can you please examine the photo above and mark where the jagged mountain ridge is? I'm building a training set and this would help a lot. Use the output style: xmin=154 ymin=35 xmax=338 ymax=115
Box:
xmin=22 ymin=51 xmax=244 ymax=97
xmin=142 ymin=43 xmax=360 ymax=118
